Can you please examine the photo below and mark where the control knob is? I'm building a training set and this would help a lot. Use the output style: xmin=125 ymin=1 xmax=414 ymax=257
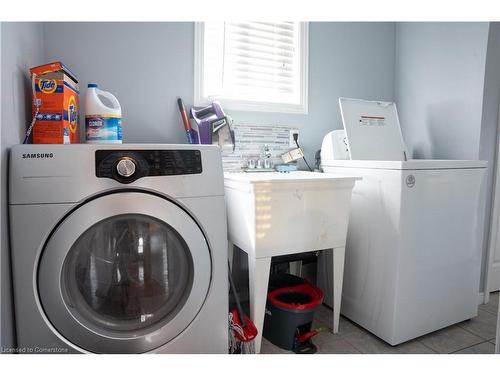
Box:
xmin=116 ymin=158 xmax=136 ymax=178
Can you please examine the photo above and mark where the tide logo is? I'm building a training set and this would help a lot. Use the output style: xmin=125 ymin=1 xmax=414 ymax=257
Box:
xmin=38 ymin=79 xmax=57 ymax=94
xmin=68 ymin=96 xmax=77 ymax=133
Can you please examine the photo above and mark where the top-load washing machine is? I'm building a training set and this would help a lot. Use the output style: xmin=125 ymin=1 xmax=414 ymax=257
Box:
xmin=9 ymin=144 xmax=228 ymax=353
xmin=318 ymin=98 xmax=487 ymax=345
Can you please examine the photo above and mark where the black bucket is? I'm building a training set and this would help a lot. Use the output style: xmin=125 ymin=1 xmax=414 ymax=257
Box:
xmin=263 ymin=274 xmax=323 ymax=352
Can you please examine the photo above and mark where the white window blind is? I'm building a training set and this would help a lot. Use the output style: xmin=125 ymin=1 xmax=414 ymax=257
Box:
xmin=194 ymin=22 xmax=308 ymax=113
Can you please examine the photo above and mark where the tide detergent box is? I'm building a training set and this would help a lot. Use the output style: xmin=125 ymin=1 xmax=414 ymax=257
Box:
xmin=30 ymin=62 xmax=79 ymax=144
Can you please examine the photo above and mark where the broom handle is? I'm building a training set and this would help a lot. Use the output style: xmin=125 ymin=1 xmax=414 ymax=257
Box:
xmin=228 ymin=260 xmax=247 ymax=328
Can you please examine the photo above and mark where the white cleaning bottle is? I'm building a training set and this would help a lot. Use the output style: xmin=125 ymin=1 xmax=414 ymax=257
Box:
xmin=85 ymin=83 xmax=122 ymax=143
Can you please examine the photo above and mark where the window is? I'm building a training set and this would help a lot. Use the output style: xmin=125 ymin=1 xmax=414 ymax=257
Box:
xmin=194 ymin=22 xmax=309 ymax=114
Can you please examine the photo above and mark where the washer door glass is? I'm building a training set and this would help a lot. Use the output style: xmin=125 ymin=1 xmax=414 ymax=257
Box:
xmin=62 ymin=214 xmax=192 ymax=332
xmin=37 ymin=192 xmax=212 ymax=353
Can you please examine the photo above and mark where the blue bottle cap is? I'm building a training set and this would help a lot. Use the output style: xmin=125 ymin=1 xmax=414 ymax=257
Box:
xmin=88 ymin=83 xmax=98 ymax=88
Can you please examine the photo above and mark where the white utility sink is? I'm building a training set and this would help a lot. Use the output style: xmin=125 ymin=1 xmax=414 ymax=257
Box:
xmin=224 ymin=171 xmax=359 ymax=353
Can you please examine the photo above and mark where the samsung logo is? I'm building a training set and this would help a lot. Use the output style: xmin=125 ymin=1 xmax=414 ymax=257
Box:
xmin=22 ymin=153 xmax=54 ymax=159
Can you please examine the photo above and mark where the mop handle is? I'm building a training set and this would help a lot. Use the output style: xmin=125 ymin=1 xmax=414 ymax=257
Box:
xmin=227 ymin=260 xmax=247 ymax=328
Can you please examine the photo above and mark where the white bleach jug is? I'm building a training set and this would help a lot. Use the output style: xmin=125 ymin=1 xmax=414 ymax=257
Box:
xmin=85 ymin=83 xmax=122 ymax=143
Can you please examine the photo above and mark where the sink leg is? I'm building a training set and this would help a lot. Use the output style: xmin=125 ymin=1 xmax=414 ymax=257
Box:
xmin=248 ymin=256 xmax=271 ymax=354
xmin=332 ymin=247 xmax=345 ymax=334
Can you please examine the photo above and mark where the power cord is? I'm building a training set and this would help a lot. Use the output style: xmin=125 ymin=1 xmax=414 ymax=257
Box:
xmin=23 ymin=73 xmax=41 ymax=144
xmin=293 ymin=133 xmax=313 ymax=171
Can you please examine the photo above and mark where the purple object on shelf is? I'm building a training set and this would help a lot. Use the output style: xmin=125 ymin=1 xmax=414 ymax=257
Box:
xmin=190 ymin=101 xmax=226 ymax=145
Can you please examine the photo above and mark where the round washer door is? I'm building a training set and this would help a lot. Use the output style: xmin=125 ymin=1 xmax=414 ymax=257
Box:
xmin=37 ymin=191 xmax=211 ymax=353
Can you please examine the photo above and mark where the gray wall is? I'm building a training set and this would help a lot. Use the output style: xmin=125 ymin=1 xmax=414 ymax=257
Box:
xmin=395 ymin=22 xmax=490 ymax=160
xmin=44 ymin=22 xmax=195 ymax=146
xmin=0 ymin=22 xmax=45 ymax=349
xmin=43 ymin=22 xmax=396 ymax=166
xmin=394 ymin=22 xmax=491 ymax=290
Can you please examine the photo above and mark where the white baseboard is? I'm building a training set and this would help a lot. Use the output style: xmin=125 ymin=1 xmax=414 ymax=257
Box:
xmin=488 ymin=263 xmax=500 ymax=292
xmin=478 ymin=292 xmax=486 ymax=305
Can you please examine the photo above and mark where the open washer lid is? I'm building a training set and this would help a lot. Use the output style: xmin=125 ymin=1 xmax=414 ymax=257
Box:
xmin=339 ymin=97 xmax=408 ymax=161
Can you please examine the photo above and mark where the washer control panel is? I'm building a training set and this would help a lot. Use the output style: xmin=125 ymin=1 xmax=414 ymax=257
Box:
xmin=95 ymin=149 xmax=202 ymax=183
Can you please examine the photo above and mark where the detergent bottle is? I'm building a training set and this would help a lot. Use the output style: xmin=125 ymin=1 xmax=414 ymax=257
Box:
xmin=85 ymin=83 xmax=122 ymax=143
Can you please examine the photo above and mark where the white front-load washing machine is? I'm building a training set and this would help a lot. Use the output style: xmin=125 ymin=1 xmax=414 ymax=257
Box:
xmin=9 ymin=144 xmax=228 ymax=353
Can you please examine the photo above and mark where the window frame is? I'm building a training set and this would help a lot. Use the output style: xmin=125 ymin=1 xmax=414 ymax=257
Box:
xmin=193 ymin=22 xmax=309 ymax=114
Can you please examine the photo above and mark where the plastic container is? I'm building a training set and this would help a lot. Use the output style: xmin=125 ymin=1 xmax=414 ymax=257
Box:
xmin=263 ymin=273 xmax=324 ymax=352
xmin=85 ymin=83 xmax=122 ymax=143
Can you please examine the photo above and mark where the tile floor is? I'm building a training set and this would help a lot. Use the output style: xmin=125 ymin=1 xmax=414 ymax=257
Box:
xmin=261 ymin=292 xmax=499 ymax=354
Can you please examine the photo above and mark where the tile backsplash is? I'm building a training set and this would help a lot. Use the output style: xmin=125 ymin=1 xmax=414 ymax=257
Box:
xmin=221 ymin=123 xmax=297 ymax=171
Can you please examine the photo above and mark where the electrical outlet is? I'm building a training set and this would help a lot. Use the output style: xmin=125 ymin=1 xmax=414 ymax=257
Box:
xmin=289 ymin=129 xmax=299 ymax=147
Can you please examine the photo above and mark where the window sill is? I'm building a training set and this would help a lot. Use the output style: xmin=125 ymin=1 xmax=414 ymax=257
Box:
xmin=193 ymin=97 xmax=308 ymax=115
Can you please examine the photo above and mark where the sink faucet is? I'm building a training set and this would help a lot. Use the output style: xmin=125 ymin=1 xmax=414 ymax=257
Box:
xmin=246 ymin=144 xmax=273 ymax=170
xmin=263 ymin=144 xmax=272 ymax=159
xmin=262 ymin=144 xmax=272 ymax=169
